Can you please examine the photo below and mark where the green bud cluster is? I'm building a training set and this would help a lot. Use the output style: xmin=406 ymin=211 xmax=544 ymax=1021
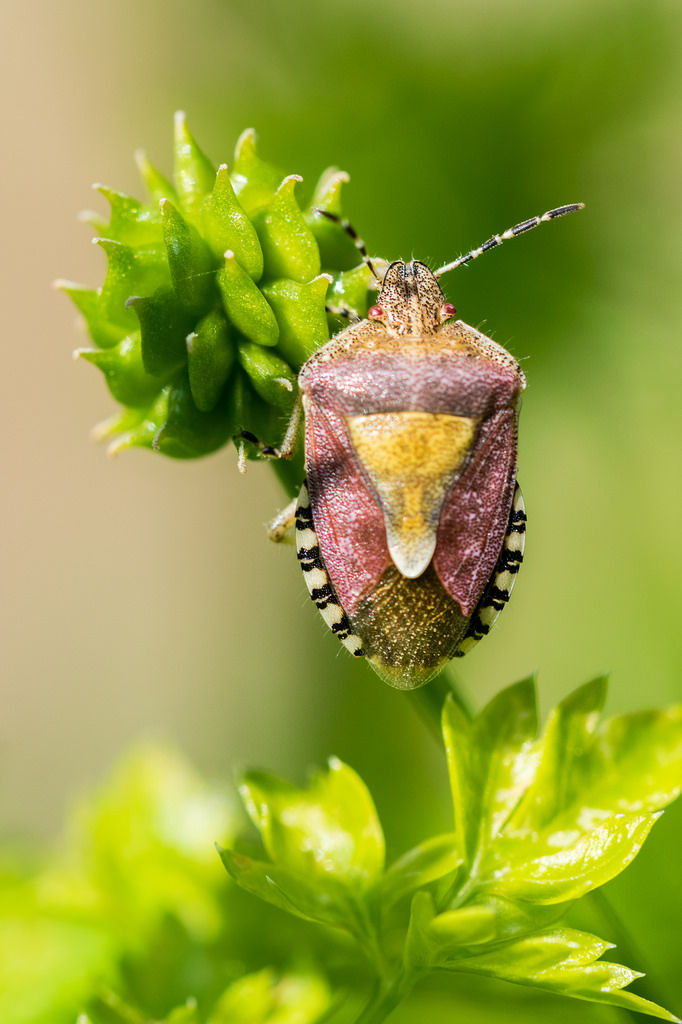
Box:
xmin=59 ymin=113 xmax=374 ymax=474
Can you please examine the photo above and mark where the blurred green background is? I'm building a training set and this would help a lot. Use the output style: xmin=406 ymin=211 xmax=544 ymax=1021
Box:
xmin=2 ymin=0 xmax=682 ymax=1018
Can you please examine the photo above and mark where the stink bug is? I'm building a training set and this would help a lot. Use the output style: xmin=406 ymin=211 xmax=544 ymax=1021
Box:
xmin=248 ymin=203 xmax=583 ymax=689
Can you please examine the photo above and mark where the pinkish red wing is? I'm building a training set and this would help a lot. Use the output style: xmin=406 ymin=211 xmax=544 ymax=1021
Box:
xmin=305 ymin=403 xmax=390 ymax=616
xmin=433 ymin=409 xmax=517 ymax=617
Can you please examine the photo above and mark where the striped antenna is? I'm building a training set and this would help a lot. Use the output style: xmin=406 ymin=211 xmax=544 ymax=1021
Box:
xmin=435 ymin=203 xmax=584 ymax=278
xmin=313 ymin=209 xmax=383 ymax=282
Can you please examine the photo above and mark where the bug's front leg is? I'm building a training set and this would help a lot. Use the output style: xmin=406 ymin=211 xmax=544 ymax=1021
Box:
xmin=267 ymin=497 xmax=298 ymax=543
xmin=235 ymin=393 xmax=303 ymax=473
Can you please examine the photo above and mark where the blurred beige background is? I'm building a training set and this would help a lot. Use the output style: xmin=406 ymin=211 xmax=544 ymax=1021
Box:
xmin=1 ymin=0 xmax=681 ymax=912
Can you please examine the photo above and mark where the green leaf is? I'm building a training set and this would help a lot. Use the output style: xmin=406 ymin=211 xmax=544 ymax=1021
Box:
xmin=491 ymin=812 xmax=660 ymax=903
xmin=446 ymin=928 xmax=680 ymax=1021
xmin=380 ymin=833 xmax=461 ymax=910
xmin=217 ymin=848 xmax=354 ymax=930
xmin=202 ymin=164 xmax=264 ymax=280
xmin=506 ymin=677 xmax=608 ymax=837
xmin=208 ymin=968 xmax=331 ymax=1024
xmin=238 ymin=758 xmax=385 ymax=892
xmin=261 ymin=275 xmax=331 ymax=368
xmin=254 ymin=176 xmax=321 ymax=284
xmin=217 ymin=250 xmax=280 ymax=348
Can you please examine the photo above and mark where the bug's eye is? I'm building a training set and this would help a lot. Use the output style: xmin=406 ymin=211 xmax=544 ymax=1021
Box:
xmin=367 ymin=305 xmax=385 ymax=320
xmin=441 ymin=302 xmax=457 ymax=320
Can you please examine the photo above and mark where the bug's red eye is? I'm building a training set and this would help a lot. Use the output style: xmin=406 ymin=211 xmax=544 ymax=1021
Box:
xmin=441 ymin=303 xmax=456 ymax=319
xmin=367 ymin=305 xmax=385 ymax=320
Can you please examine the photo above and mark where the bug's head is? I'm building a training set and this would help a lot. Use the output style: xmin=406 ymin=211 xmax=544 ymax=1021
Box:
xmin=368 ymin=260 xmax=457 ymax=337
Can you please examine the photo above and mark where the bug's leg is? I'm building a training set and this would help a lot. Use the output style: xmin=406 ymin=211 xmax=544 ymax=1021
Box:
xmin=325 ymin=302 xmax=362 ymax=323
xmin=268 ymin=497 xmax=298 ymax=544
xmin=435 ymin=203 xmax=585 ymax=277
xmin=312 ymin=209 xmax=385 ymax=285
xmin=235 ymin=393 xmax=303 ymax=473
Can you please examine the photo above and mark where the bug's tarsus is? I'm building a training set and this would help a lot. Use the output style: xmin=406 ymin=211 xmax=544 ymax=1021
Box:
xmin=268 ymin=497 xmax=298 ymax=543
xmin=313 ymin=209 xmax=384 ymax=283
xmin=235 ymin=394 xmax=303 ymax=466
xmin=435 ymin=203 xmax=585 ymax=278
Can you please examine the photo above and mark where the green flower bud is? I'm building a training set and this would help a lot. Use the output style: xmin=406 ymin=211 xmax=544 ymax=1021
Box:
xmin=261 ymin=274 xmax=331 ymax=368
xmin=254 ymin=176 xmax=321 ymax=283
xmin=305 ymin=168 xmax=360 ymax=271
xmin=75 ymin=331 xmax=161 ymax=407
xmin=236 ymin=340 xmax=295 ymax=411
xmin=230 ymin=128 xmax=285 ymax=215
xmin=202 ymin=165 xmax=263 ymax=280
xmin=61 ymin=115 xmax=362 ymax=462
xmin=217 ymin=250 xmax=279 ymax=348
xmin=127 ymin=287 xmax=194 ymax=378
xmin=161 ymin=198 xmax=215 ymax=314
xmin=153 ymin=372 xmax=237 ymax=458
xmin=173 ymin=110 xmax=216 ymax=220
xmin=187 ymin=310 xmax=234 ymax=413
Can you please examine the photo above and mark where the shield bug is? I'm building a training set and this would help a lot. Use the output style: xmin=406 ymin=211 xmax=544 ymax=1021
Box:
xmin=249 ymin=203 xmax=584 ymax=689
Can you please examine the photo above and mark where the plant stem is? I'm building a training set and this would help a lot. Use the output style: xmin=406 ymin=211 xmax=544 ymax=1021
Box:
xmin=410 ymin=669 xmax=473 ymax=739
xmin=352 ymin=971 xmax=417 ymax=1024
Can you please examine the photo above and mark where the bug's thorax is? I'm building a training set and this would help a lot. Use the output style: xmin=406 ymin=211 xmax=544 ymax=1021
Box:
xmin=375 ymin=260 xmax=445 ymax=336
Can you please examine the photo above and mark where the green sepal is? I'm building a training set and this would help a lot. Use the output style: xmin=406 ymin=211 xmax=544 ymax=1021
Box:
xmin=328 ymin=263 xmax=375 ymax=321
xmin=55 ymin=281 xmax=124 ymax=349
xmin=230 ymin=128 xmax=285 ymax=215
xmin=379 ymin=834 xmax=461 ymax=911
xmin=202 ymin=165 xmax=264 ymax=280
xmin=261 ymin=275 xmax=331 ymax=369
xmin=254 ymin=176 xmax=321 ymax=283
xmin=236 ymin=341 xmax=296 ymax=411
xmin=161 ymin=198 xmax=216 ymax=313
xmin=238 ymin=758 xmax=385 ymax=892
xmin=127 ymin=287 xmax=195 ymax=378
xmin=187 ymin=310 xmax=234 ymax=412
xmin=75 ymin=332 xmax=163 ymax=407
xmin=218 ymin=251 xmax=279 ymax=347
xmin=173 ymin=111 xmax=216 ymax=219
xmin=135 ymin=149 xmax=180 ymax=207
xmin=90 ymin=185 xmax=162 ymax=247
xmin=153 ymin=372 xmax=238 ymax=458
xmin=96 ymin=238 xmax=170 ymax=331
xmin=305 ymin=167 xmax=360 ymax=270
xmin=208 ymin=969 xmax=330 ymax=1024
